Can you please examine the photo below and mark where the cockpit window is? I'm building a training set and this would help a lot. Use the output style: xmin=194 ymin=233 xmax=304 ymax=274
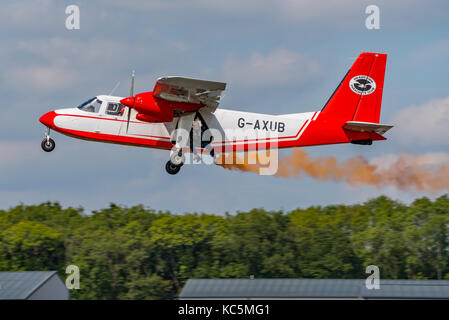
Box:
xmin=77 ymin=98 xmax=102 ymax=113
xmin=76 ymin=97 xmax=95 ymax=110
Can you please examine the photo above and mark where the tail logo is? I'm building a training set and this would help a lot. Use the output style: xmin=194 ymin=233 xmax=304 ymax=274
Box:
xmin=349 ymin=75 xmax=376 ymax=95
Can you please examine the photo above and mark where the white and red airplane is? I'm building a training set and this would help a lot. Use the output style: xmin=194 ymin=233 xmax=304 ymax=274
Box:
xmin=39 ymin=52 xmax=393 ymax=175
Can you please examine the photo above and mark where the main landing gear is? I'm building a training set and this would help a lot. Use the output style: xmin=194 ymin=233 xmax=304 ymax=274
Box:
xmin=41 ymin=127 xmax=55 ymax=152
xmin=165 ymin=150 xmax=185 ymax=175
xmin=165 ymin=113 xmax=195 ymax=175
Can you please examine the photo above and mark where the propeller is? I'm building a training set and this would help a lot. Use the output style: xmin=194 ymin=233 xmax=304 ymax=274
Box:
xmin=124 ymin=71 xmax=135 ymax=133
xmin=130 ymin=70 xmax=135 ymax=96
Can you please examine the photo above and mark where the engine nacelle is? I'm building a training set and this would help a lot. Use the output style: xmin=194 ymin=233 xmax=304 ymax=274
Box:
xmin=136 ymin=113 xmax=168 ymax=123
xmin=121 ymin=92 xmax=174 ymax=123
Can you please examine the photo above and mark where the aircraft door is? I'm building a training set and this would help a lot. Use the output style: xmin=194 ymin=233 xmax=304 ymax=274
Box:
xmin=96 ymin=102 xmax=125 ymax=135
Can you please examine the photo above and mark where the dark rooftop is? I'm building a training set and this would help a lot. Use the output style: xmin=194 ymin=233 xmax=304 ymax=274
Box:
xmin=179 ymin=279 xmax=449 ymax=299
xmin=0 ymin=271 xmax=58 ymax=299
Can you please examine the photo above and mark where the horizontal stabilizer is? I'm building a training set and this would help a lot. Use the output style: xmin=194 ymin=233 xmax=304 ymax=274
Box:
xmin=343 ymin=121 xmax=393 ymax=135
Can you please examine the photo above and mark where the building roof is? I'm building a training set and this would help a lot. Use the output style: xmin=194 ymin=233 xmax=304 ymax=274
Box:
xmin=0 ymin=271 xmax=60 ymax=299
xmin=179 ymin=279 xmax=449 ymax=299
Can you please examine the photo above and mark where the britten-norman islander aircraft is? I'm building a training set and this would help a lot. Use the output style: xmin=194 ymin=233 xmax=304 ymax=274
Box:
xmin=39 ymin=52 xmax=393 ymax=175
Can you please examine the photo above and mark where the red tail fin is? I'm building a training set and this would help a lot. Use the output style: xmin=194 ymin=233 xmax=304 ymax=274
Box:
xmin=320 ymin=52 xmax=387 ymax=123
xmin=298 ymin=53 xmax=388 ymax=147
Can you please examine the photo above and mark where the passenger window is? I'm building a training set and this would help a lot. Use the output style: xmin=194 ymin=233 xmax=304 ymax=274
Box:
xmin=106 ymin=103 xmax=123 ymax=115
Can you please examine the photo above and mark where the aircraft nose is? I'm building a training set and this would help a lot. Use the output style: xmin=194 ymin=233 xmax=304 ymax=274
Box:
xmin=39 ymin=111 xmax=56 ymax=128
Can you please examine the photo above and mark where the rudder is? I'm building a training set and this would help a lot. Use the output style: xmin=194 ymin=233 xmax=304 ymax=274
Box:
xmin=320 ymin=52 xmax=387 ymax=124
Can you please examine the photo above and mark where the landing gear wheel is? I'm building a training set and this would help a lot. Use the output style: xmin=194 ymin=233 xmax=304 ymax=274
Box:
xmin=41 ymin=138 xmax=55 ymax=152
xmin=165 ymin=161 xmax=181 ymax=175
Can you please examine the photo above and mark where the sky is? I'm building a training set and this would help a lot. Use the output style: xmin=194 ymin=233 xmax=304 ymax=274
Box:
xmin=1 ymin=0 xmax=449 ymax=214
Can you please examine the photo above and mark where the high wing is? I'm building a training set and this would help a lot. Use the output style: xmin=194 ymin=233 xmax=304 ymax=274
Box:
xmin=152 ymin=77 xmax=226 ymax=112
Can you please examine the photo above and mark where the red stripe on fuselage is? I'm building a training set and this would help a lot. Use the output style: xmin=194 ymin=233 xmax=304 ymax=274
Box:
xmin=213 ymin=119 xmax=310 ymax=145
xmin=54 ymin=127 xmax=173 ymax=149
xmin=56 ymin=113 xmax=171 ymax=140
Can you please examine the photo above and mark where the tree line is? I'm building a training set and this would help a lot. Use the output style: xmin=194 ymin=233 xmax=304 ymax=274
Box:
xmin=0 ymin=195 xmax=448 ymax=299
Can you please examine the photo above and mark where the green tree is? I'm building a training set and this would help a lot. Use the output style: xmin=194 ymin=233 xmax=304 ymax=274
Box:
xmin=211 ymin=209 xmax=296 ymax=278
xmin=349 ymin=196 xmax=410 ymax=279
xmin=0 ymin=221 xmax=65 ymax=271
xmin=405 ymin=196 xmax=449 ymax=279
xmin=0 ymin=195 xmax=448 ymax=299
xmin=289 ymin=205 xmax=362 ymax=278
xmin=148 ymin=213 xmax=222 ymax=292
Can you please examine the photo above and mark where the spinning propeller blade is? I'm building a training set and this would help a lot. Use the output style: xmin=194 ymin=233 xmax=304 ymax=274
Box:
xmin=130 ymin=70 xmax=135 ymax=97
xmin=126 ymin=71 xmax=135 ymax=133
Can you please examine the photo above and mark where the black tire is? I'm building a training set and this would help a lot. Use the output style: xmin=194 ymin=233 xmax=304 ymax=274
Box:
xmin=165 ymin=161 xmax=181 ymax=175
xmin=170 ymin=152 xmax=185 ymax=167
xmin=41 ymin=138 xmax=55 ymax=152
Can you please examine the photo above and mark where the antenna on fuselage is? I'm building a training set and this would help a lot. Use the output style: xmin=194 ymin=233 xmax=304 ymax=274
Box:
xmin=108 ymin=81 xmax=121 ymax=96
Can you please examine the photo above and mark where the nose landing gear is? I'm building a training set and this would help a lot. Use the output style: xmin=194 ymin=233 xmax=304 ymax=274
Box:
xmin=41 ymin=127 xmax=55 ymax=152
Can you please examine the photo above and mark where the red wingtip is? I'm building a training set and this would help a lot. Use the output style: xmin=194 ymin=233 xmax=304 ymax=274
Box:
xmin=120 ymin=96 xmax=135 ymax=108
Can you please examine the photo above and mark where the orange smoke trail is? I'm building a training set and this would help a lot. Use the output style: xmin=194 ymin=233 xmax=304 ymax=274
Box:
xmin=217 ymin=149 xmax=449 ymax=192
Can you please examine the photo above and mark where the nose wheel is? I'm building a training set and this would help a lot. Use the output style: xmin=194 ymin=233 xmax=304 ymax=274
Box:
xmin=41 ymin=128 xmax=55 ymax=152
xmin=41 ymin=138 xmax=55 ymax=152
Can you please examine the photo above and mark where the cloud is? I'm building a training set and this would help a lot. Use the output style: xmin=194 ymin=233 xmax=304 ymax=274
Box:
xmin=0 ymin=0 xmax=56 ymax=30
xmin=222 ymin=49 xmax=322 ymax=88
xmin=276 ymin=0 xmax=434 ymax=26
xmin=9 ymin=66 xmax=80 ymax=91
xmin=391 ymin=96 xmax=449 ymax=146
xmin=0 ymin=140 xmax=37 ymax=167
xmin=371 ymin=152 xmax=449 ymax=170
xmin=410 ymin=37 xmax=449 ymax=63
xmin=278 ymin=0 xmax=360 ymax=22
xmin=100 ymin=0 xmax=444 ymax=29
xmin=1 ymin=37 xmax=158 ymax=94
xmin=103 ymin=0 xmax=273 ymax=17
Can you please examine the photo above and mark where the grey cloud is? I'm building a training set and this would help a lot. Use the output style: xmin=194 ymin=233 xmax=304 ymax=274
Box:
xmin=390 ymin=96 xmax=449 ymax=146
xmin=222 ymin=49 xmax=322 ymax=88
